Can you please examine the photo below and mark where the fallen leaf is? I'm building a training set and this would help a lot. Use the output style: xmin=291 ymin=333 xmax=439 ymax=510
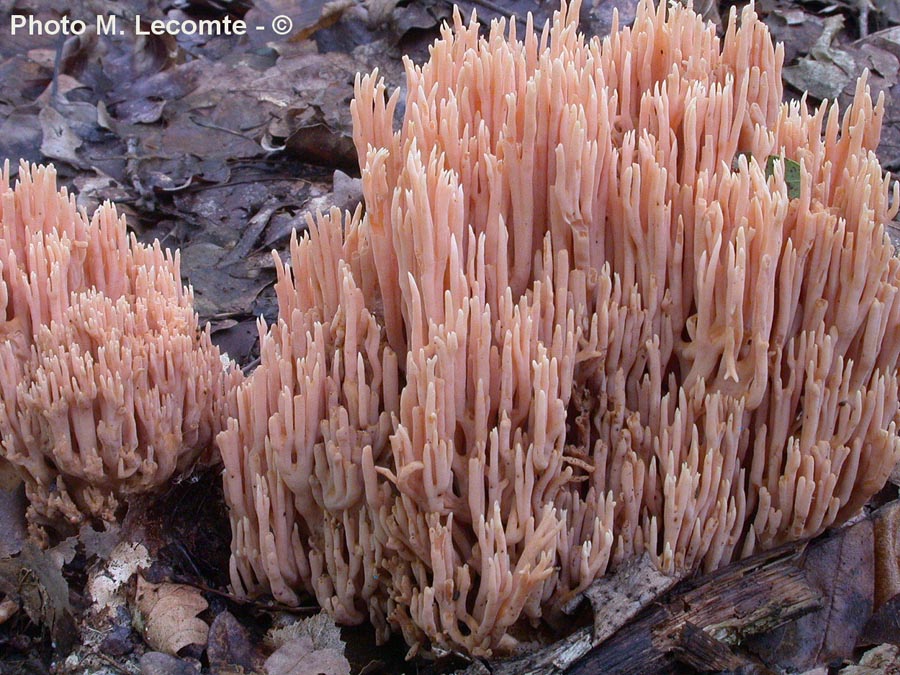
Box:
xmin=863 ymin=26 xmax=900 ymax=61
xmin=877 ymin=0 xmax=900 ymax=24
xmin=332 ymin=170 xmax=363 ymax=213
xmin=210 ymin=318 xmax=261 ymax=367
xmin=0 ymin=52 xmax=53 ymax=105
xmin=873 ymin=501 xmax=900 ymax=609
xmin=38 ymin=106 xmax=84 ymax=167
xmin=267 ymin=611 xmax=346 ymax=652
xmin=392 ymin=0 xmax=446 ymax=38
xmin=782 ymin=15 xmax=857 ymax=101
xmin=99 ymin=609 xmax=137 ymax=657
xmin=135 ymin=577 xmax=209 ymax=655
xmin=73 ymin=171 xmax=135 ymax=214
xmin=766 ymin=156 xmax=802 ymax=199
xmin=57 ymin=26 xmax=100 ymax=81
xmin=79 ymin=522 xmax=122 ymax=560
xmin=746 ymin=519 xmax=874 ymax=671
xmin=285 ymin=123 xmax=358 ymax=170
xmin=0 ymin=541 xmax=77 ymax=651
xmin=180 ymin=241 xmax=272 ymax=321
xmin=264 ymin=636 xmax=351 ymax=675
xmin=88 ymin=541 xmax=151 ymax=619
xmin=0 ymin=112 xmax=43 ymax=167
xmin=783 ymin=58 xmax=853 ymax=101
xmin=862 ymin=594 xmax=900 ymax=646
xmin=367 ymin=0 xmax=401 ymax=27
xmin=220 ymin=200 xmax=281 ymax=266
xmin=244 ymin=0 xmax=355 ymax=46
xmin=208 ymin=610 xmax=265 ymax=675
xmin=857 ymin=44 xmax=900 ymax=86
xmin=140 ymin=651 xmax=201 ymax=675
xmin=759 ymin=6 xmax=824 ymax=66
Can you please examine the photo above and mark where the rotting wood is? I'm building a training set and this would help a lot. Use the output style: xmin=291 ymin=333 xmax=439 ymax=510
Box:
xmin=459 ymin=555 xmax=682 ymax=675
xmin=582 ymin=553 xmax=684 ymax=645
xmin=461 ymin=543 xmax=821 ymax=675
xmin=669 ymin=622 xmax=750 ymax=672
xmin=569 ymin=544 xmax=821 ymax=675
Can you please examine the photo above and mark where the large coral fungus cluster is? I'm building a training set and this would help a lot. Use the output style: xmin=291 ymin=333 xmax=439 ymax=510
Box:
xmin=219 ymin=0 xmax=900 ymax=657
xmin=0 ymin=163 xmax=237 ymax=541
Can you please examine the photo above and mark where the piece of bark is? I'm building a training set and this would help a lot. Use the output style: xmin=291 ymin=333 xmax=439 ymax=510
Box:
xmin=583 ymin=553 xmax=684 ymax=644
xmin=462 ymin=544 xmax=818 ymax=675
xmin=461 ymin=555 xmax=682 ymax=675
xmin=670 ymin=622 xmax=750 ymax=672
xmin=568 ymin=544 xmax=820 ymax=675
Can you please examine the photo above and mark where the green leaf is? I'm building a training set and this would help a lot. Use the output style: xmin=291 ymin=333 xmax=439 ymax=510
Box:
xmin=766 ymin=155 xmax=802 ymax=199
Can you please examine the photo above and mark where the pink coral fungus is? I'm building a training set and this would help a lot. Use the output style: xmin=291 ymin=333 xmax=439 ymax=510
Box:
xmin=219 ymin=0 xmax=900 ymax=656
xmin=0 ymin=163 xmax=238 ymax=541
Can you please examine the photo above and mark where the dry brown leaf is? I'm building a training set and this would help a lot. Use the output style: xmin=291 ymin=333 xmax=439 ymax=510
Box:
xmin=864 ymin=26 xmax=900 ymax=60
xmin=862 ymin=593 xmax=900 ymax=647
xmin=38 ymin=106 xmax=83 ymax=167
xmin=208 ymin=610 xmax=265 ymax=675
xmin=266 ymin=611 xmax=344 ymax=652
xmin=782 ymin=18 xmax=856 ymax=100
xmin=0 ymin=541 xmax=77 ymax=651
xmin=264 ymin=636 xmax=350 ymax=675
xmin=88 ymin=541 xmax=150 ymax=620
xmin=366 ymin=0 xmax=400 ymax=27
xmin=263 ymin=613 xmax=349 ymax=675
xmin=136 ymin=577 xmax=209 ymax=655
xmin=139 ymin=651 xmax=202 ymax=675
xmin=746 ymin=520 xmax=874 ymax=671
xmin=874 ymin=501 xmax=900 ymax=609
xmin=244 ymin=0 xmax=355 ymax=45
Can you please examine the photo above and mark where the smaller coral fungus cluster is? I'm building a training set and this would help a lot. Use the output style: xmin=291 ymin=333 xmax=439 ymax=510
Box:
xmin=0 ymin=163 xmax=237 ymax=541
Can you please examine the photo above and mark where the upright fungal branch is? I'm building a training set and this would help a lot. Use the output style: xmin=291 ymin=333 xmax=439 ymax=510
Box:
xmin=0 ymin=163 xmax=239 ymax=541
xmin=219 ymin=0 xmax=900 ymax=656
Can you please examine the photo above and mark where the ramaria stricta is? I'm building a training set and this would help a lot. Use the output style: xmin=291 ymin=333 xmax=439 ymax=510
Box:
xmin=0 ymin=163 xmax=239 ymax=543
xmin=1 ymin=0 xmax=897 ymax=661
xmin=219 ymin=0 xmax=900 ymax=656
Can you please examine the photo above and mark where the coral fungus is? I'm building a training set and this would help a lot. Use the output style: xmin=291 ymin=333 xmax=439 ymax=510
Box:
xmin=219 ymin=0 xmax=900 ymax=656
xmin=0 ymin=163 xmax=237 ymax=541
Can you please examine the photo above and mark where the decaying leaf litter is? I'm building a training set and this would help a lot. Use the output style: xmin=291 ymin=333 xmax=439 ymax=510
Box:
xmin=2 ymin=0 xmax=900 ymax=673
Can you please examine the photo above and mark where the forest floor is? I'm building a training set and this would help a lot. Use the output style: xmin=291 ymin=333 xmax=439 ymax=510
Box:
xmin=2 ymin=0 xmax=900 ymax=673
